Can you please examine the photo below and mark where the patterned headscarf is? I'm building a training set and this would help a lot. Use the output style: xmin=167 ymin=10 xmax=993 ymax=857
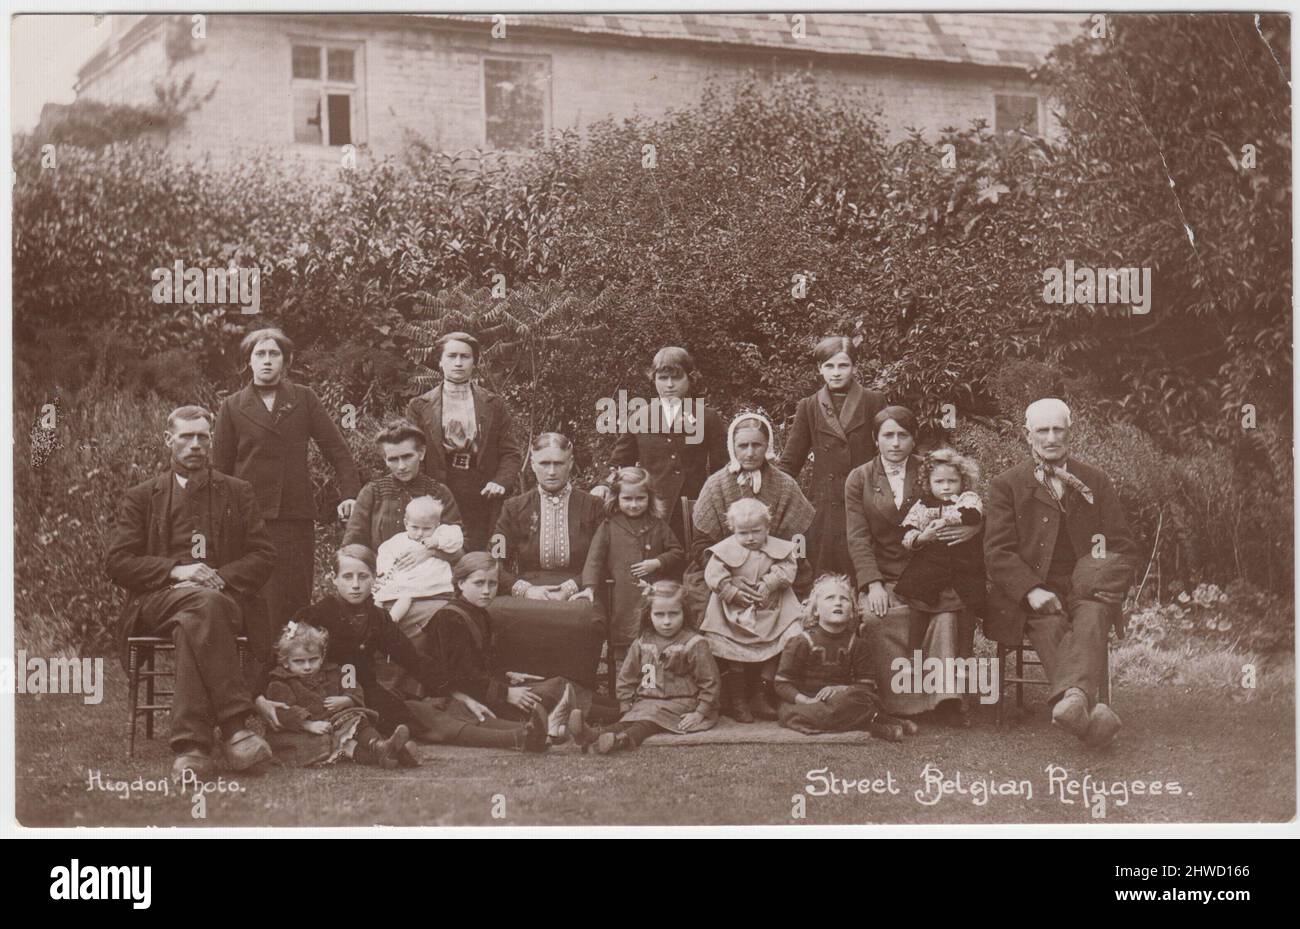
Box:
xmin=725 ymin=411 xmax=780 ymax=494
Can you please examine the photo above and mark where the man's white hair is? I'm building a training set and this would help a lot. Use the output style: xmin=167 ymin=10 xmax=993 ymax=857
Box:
xmin=1024 ymin=397 xmax=1072 ymax=428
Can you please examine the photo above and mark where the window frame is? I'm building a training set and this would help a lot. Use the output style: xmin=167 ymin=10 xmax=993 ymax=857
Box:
xmin=288 ymin=37 xmax=366 ymax=148
xmin=480 ymin=53 xmax=553 ymax=152
xmin=992 ymin=92 xmax=1041 ymax=136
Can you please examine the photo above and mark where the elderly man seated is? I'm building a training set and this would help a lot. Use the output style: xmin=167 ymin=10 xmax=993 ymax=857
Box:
xmin=983 ymin=398 xmax=1137 ymax=747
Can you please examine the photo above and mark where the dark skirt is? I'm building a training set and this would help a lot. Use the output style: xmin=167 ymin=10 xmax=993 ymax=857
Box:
xmin=444 ymin=468 xmax=501 ymax=553
xmin=663 ymin=497 xmax=690 ymax=550
xmin=778 ymin=685 xmax=880 ymax=734
xmin=261 ymin=518 xmax=315 ymax=633
xmin=383 ymin=595 xmax=453 ymax=699
xmin=489 ymin=570 xmax=606 ymax=689
xmin=893 ymin=539 xmax=986 ymax=613
xmin=804 ymin=494 xmax=856 ymax=580
xmin=857 ymin=583 xmax=973 ymax=715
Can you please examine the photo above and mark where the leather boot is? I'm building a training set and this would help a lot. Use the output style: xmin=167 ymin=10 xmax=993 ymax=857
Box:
xmin=747 ymin=673 xmax=778 ymax=721
xmin=722 ymin=670 xmax=753 ymax=723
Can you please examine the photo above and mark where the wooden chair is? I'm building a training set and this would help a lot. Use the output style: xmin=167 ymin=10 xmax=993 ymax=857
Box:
xmin=597 ymin=577 xmax=618 ymax=696
xmin=994 ymin=606 xmax=1125 ymax=726
xmin=126 ymin=635 xmax=252 ymax=757
xmin=680 ymin=496 xmax=694 ymax=552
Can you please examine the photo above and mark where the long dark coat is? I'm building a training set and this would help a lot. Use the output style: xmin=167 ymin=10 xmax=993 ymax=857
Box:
xmin=581 ymin=513 xmax=685 ymax=646
xmin=777 ymin=382 xmax=886 ymax=577
xmin=213 ymin=380 xmax=361 ymax=520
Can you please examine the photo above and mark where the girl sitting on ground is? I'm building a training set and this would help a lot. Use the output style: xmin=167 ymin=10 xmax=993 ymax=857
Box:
xmin=570 ymin=580 xmax=720 ymax=754
xmin=264 ymin=622 xmax=411 ymax=767
xmin=774 ymin=574 xmax=918 ymax=741
xmin=290 ymin=544 xmax=544 ymax=757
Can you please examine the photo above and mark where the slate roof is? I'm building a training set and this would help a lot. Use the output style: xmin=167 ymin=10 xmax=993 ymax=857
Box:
xmin=79 ymin=12 xmax=1088 ymax=84
xmin=425 ymin=12 xmax=1088 ymax=71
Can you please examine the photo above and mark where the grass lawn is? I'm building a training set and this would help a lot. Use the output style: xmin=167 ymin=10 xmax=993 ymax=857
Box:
xmin=15 ymin=658 xmax=1295 ymax=828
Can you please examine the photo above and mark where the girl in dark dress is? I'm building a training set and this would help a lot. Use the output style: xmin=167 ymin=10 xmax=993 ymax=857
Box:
xmin=264 ymin=622 xmax=411 ymax=768
xmin=774 ymin=574 xmax=916 ymax=741
xmin=428 ymin=552 xmax=582 ymax=745
xmin=894 ymin=448 xmax=986 ymax=616
xmin=777 ymin=336 xmax=886 ymax=578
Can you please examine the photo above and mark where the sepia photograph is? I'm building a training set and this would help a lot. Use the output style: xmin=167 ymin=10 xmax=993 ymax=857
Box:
xmin=4 ymin=6 xmax=1295 ymax=834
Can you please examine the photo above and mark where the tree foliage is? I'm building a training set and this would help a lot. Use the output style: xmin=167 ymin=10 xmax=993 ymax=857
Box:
xmin=1036 ymin=13 xmax=1291 ymax=459
xmin=11 ymin=24 xmax=1292 ymax=601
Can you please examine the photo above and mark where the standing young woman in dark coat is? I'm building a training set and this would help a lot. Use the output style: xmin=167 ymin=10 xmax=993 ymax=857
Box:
xmin=593 ymin=346 xmax=728 ymax=545
xmin=213 ymin=327 xmax=361 ymax=635
xmin=405 ymin=331 xmax=524 ymax=552
xmin=777 ymin=336 xmax=886 ymax=578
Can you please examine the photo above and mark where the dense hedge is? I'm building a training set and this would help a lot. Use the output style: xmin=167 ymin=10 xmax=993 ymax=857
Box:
xmin=13 ymin=16 xmax=1292 ymax=651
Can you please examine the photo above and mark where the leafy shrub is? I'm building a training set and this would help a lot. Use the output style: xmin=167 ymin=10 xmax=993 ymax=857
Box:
xmin=12 ymin=37 xmax=1292 ymax=659
xmin=14 ymin=374 xmax=176 ymax=653
xmin=1038 ymin=13 xmax=1292 ymax=454
xmin=1126 ymin=582 xmax=1293 ymax=655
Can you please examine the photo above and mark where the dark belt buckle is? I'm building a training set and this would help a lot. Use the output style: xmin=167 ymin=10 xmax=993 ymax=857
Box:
xmin=450 ymin=452 xmax=472 ymax=471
